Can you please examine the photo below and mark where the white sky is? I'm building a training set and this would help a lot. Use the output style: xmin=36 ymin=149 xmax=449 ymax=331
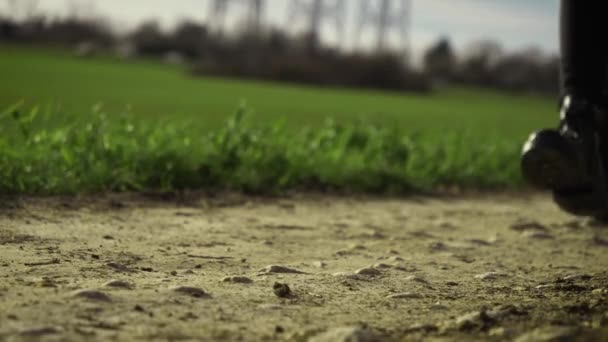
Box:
xmin=0 ymin=0 xmax=559 ymax=58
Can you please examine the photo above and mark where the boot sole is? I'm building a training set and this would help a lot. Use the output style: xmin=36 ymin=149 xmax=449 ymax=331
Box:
xmin=554 ymin=190 xmax=608 ymax=217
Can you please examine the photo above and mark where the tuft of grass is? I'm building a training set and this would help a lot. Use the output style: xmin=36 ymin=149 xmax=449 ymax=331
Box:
xmin=0 ymin=103 xmax=523 ymax=195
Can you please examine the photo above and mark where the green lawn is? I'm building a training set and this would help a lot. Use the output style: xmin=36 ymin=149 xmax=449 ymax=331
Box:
xmin=0 ymin=45 xmax=558 ymax=194
xmin=0 ymin=45 xmax=555 ymax=140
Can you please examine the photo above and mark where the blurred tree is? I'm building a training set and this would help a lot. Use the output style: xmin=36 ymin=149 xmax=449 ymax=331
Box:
xmin=130 ymin=21 xmax=171 ymax=56
xmin=0 ymin=16 xmax=18 ymax=40
xmin=493 ymin=48 xmax=559 ymax=94
xmin=459 ymin=40 xmax=503 ymax=85
xmin=47 ymin=17 xmax=114 ymax=46
xmin=267 ymin=29 xmax=290 ymax=56
xmin=423 ymin=36 xmax=456 ymax=82
xmin=171 ymin=21 xmax=209 ymax=59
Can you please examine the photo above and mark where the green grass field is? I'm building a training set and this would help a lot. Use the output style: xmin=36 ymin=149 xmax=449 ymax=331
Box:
xmin=0 ymin=45 xmax=555 ymax=138
xmin=0 ymin=45 xmax=558 ymax=194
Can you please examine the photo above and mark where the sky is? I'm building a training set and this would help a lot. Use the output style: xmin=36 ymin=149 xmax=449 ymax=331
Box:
xmin=0 ymin=0 xmax=559 ymax=58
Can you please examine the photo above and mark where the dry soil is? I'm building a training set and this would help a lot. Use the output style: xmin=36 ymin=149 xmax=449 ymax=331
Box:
xmin=1 ymin=193 xmax=608 ymax=341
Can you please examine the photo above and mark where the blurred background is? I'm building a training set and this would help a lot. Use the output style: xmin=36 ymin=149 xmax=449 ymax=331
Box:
xmin=0 ymin=0 xmax=561 ymax=194
xmin=0 ymin=0 xmax=559 ymax=128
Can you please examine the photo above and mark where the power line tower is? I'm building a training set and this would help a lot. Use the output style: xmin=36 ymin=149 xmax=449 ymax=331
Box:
xmin=208 ymin=0 xmax=265 ymax=34
xmin=286 ymin=0 xmax=347 ymax=47
xmin=355 ymin=0 xmax=412 ymax=54
xmin=5 ymin=0 xmax=39 ymax=20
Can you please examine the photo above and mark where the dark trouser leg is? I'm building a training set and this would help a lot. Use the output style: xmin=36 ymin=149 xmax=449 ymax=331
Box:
xmin=522 ymin=1 xmax=608 ymax=218
xmin=560 ymin=0 xmax=608 ymax=102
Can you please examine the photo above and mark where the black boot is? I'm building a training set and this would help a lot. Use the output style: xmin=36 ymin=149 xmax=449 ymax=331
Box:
xmin=521 ymin=95 xmax=608 ymax=217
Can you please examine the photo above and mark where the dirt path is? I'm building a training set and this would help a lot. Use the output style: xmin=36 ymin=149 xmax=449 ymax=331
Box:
xmin=1 ymin=193 xmax=608 ymax=341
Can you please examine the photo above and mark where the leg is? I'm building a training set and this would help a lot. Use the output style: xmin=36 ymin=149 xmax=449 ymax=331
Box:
xmin=521 ymin=1 xmax=608 ymax=218
xmin=560 ymin=0 xmax=608 ymax=102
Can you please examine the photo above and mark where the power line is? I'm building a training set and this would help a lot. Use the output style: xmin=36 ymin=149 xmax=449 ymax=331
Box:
xmin=355 ymin=0 xmax=412 ymax=54
xmin=208 ymin=0 xmax=265 ymax=34
xmin=287 ymin=0 xmax=347 ymax=47
xmin=205 ymin=0 xmax=414 ymax=55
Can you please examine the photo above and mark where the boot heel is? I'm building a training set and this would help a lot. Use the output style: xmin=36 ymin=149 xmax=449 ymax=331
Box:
xmin=521 ymin=129 xmax=583 ymax=190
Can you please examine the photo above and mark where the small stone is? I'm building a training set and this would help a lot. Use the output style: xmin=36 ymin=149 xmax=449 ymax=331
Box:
xmin=362 ymin=230 xmax=386 ymax=239
xmin=19 ymin=326 xmax=62 ymax=337
xmin=388 ymin=256 xmax=404 ymax=262
xmin=488 ymin=327 xmax=507 ymax=337
xmin=514 ymin=326 xmax=579 ymax=342
xmin=372 ymin=263 xmax=393 ymax=269
xmin=261 ymin=240 xmax=273 ymax=245
xmin=405 ymin=275 xmax=430 ymax=284
xmin=535 ymin=284 xmax=555 ymax=290
xmin=261 ymin=265 xmax=305 ymax=274
xmin=429 ymin=242 xmax=448 ymax=251
xmin=453 ymin=311 xmax=488 ymax=331
xmin=403 ymin=323 xmax=439 ymax=333
xmin=387 ymin=249 xmax=399 ymax=255
xmin=521 ymin=231 xmax=554 ymax=239
xmin=435 ymin=220 xmax=458 ymax=229
xmin=474 ymin=272 xmax=509 ymax=280
xmin=487 ymin=234 xmax=501 ymax=244
xmin=332 ymin=272 xmax=359 ymax=279
xmin=355 ymin=267 xmax=381 ymax=276
xmin=313 ymin=261 xmax=327 ymax=268
xmin=74 ymin=326 xmax=96 ymax=336
xmin=170 ymin=271 xmax=178 ymax=276
xmin=170 ymin=286 xmax=210 ymax=298
xmin=409 ymin=230 xmax=436 ymax=239
xmin=257 ymin=303 xmax=283 ymax=310
xmin=394 ymin=266 xmax=413 ymax=272
xmin=468 ymin=238 xmax=492 ymax=246
xmin=348 ymin=244 xmax=366 ymax=251
xmin=273 ymin=282 xmax=291 ymax=298
xmin=386 ymin=292 xmax=423 ymax=299
xmin=106 ymin=262 xmax=133 ymax=273
xmin=562 ymin=274 xmax=592 ymax=281
xmin=309 ymin=326 xmax=382 ymax=342
xmin=430 ymin=302 xmax=449 ymax=310
xmin=510 ymin=221 xmax=548 ymax=232
xmin=452 ymin=254 xmax=476 ymax=263
xmin=448 ymin=305 xmax=527 ymax=331
xmin=102 ymin=235 xmax=115 ymax=240
xmin=103 ymin=280 xmax=133 ymax=289
xmin=71 ymin=289 xmax=112 ymax=302
xmin=37 ymin=278 xmax=57 ymax=288
xmin=222 ymin=276 xmax=253 ymax=284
